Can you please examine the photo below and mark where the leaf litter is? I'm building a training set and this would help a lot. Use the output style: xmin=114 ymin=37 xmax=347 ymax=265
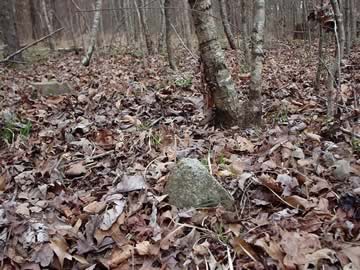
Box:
xmin=0 ymin=44 xmax=359 ymax=269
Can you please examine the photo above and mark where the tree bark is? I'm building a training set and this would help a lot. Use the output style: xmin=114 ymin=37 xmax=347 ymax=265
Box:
xmin=41 ymin=0 xmax=55 ymax=50
xmin=164 ymin=0 xmax=177 ymax=70
xmin=188 ymin=0 xmax=246 ymax=127
xmin=315 ymin=0 xmax=325 ymax=90
xmin=0 ymin=0 xmax=23 ymax=61
xmin=219 ymin=0 xmax=237 ymax=50
xmin=158 ymin=0 xmax=166 ymax=52
xmin=247 ymin=0 xmax=265 ymax=125
xmin=183 ymin=0 xmax=194 ymax=51
xmin=344 ymin=0 xmax=351 ymax=54
xmin=240 ymin=0 xmax=251 ymax=65
xmin=137 ymin=0 xmax=154 ymax=54
xmin=81 ymin=0 xmax=102 ymax=67
xmin=327 ymin=0 xmax=345 ymax=117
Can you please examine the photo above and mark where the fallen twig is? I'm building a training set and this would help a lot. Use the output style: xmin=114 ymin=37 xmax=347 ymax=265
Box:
xmin=0 ymin=27 xmax=64 ymax=63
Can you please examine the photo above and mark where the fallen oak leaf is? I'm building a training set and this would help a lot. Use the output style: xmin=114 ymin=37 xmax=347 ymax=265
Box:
xmin=100 ymin=200 xmax=126 ymax=230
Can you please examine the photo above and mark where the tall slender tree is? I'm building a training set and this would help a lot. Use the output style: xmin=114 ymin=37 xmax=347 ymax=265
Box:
xmin=164 ymin=0 xmax=177 ymax=70
xmin=248 ymin=0 xmax=265 ymax=125
xmin=82 ymin=0 xmax=103 ymax=66
xmin=41 ymin=0 xmax=55 ymax=50
xmin=0 ymin=0 xmax=23 ymax=61
xmin=219 ymin=0 xmax=237 ymax=50
xmin=137 ymin=0 xmax=154 ymax=54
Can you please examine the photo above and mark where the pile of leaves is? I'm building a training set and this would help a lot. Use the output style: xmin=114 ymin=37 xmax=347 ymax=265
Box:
xmin=0 ymin=43 xmax=359 ymax=269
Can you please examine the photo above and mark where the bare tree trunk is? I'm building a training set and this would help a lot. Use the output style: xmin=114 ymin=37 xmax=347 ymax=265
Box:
xmin=240 ymin=0 xmax=251 ymax=66
xmin=183 ymin=0 xmax=194 ymax=51
xmin=137 ymin=0 xmax=154 ymax=54
xmin=344 ymin=0 xmax=351 ymax=54
xmin=0 ymin=0 xmax=23 ymax=61
xmin=158 ymin=0 xmax=166 ymax=52
xmin=81 ymin=0 xmax=102 ymax=67
xmin=41 ymin=0 xmax=55 ymax=50
xmin=350 ymin=0 xmax=356 ymax=44
xmin=219 ymin=0 xmax=237 ymax=50
xmin=327 ymin=0 xmax=345 ymax=117
xmin=247 ymin=0 xmax=265 ymax=125
xmin=315 ymin=0 xmax=325 ymax=90
xmin=188 ymin=0 xmax=246 ymax=127
xmin=164 ymin=0 xmax=177 ymax=70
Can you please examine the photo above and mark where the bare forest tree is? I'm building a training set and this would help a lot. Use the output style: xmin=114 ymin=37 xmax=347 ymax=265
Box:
xmin=137 ymin=0 xmax=154 ymax=55
xmin=219 ymin=0 xmax=237 ymax=50
xmin=164 ymin=0 xmax=177 ymax=70
xmin=41 ymin=0 xmax=55 ymax=50
xmin=82 ymin=0 xmax=103 ymax=67
xmin=248 ymin=0 xmax=265 ymax=125
xmin=0 ymin=0 xmax=23 ymax=61
xmin=327 ymin=0 xmax=345 ymax=117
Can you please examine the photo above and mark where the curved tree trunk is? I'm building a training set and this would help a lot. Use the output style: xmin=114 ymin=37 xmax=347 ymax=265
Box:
xmin=183 ymin=0 xmax=194 ymax=51
xmin=219 ymin=0 xmax=237 ymax=50
xmin=247 ymin=0 xmax=265 ymax=125
xmin=188 ymin=0 xmax=245 ymax=127
xmin=0 ymin=0 xmax=23 ymax=61
xmin=164 ymin=0 xmax=177 ymax=70
xmin=82 ymin=0 xmax=102 ymax=67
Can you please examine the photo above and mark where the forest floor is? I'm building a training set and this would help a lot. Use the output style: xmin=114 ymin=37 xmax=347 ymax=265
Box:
xmin=0 ymin=42 xmax=359 ymax=270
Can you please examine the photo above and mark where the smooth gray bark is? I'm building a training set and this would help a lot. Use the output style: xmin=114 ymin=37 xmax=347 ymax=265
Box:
xmin=82 ymin=0 xmax=102 ymax=66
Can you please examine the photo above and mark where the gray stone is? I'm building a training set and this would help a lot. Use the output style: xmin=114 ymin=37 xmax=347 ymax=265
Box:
xmin=333 ymin=160 xmax=351 ymax=180
xmin=165 ymin=158 xmax=234 ymax=209
xmin=31 ymin=80 xmax=73 ymax=97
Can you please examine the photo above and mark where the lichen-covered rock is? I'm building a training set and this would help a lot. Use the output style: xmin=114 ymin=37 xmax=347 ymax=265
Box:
xmin=31 ymin=80 xmax=73 ymax=97
xmin=165 ymin=158 xmax=234 ymax=209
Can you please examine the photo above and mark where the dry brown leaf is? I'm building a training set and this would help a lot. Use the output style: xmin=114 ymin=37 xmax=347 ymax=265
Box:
xmin=107 ymin=245 xmax=133 ymax=267
xmin=0 ymin=174 xmax=6 ymax=191
xmin=304 ymin=131 xmax=321 ymax=142
xmin=231 ymin=237 xmax=260 ymax=262
xmin=65 ymin=162 xmax=87 ymax=177
xmin=83 ymin=201 xmax=107 ymax=214
xmin=50 ymin=236 xmax=72 ymax=268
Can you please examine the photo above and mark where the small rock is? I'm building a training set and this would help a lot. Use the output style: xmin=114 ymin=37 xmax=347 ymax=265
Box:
xmin=292 ymin=147 xmax=305 ymax=159
xmin=31 ymin=80 xmax=73 ymax=97
xmin=165 ymin=158 xmax=234 ymax=210
xmin=333 ymin=160 xmax=351 ymax=181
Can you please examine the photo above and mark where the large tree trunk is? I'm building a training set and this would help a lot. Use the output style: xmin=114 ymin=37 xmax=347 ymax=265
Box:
xmin=0 ymin=0 xmax=23 ymax=61
xmin=137 ymin=0 xmax=154 ymax=54
xmin=41 ymin=0 xmax=55 ymax=50
xmin=219 ymin=0 xmax=237 ymax=50
xmin=247 ymin=0 xmax=265 ymax=125
xmin=81 ymin=0 xmax=102 ymax=67
xmin=188 ymin=0 xmax=246 ymax=127
xmin=164 ymin=0 xmax=177 ymax=70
